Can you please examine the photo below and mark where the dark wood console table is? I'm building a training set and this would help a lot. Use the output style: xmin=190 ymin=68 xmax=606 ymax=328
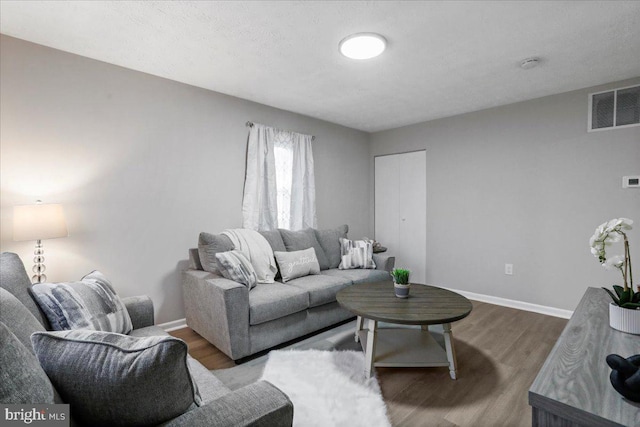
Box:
xmin=529 ymin=287 xmax=640 ymax=427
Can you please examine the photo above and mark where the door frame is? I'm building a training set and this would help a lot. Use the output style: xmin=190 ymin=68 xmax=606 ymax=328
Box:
xmin=373 ymin=149 xmax=427 ymax=283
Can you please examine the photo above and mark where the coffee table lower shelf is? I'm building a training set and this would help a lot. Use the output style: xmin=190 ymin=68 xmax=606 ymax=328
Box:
xmin=357 ymin=328 xmax=451 ymax=368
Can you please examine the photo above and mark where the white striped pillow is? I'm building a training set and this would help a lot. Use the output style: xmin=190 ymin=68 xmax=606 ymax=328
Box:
xmin=338 ymin=238 xmax=376 ymax=270
xmin=215 ymin=250 xmax=258 ymax=289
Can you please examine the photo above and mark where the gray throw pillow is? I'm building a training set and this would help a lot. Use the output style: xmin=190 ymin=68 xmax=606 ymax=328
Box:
xmin=198 ymin=232 xmax=235 ymax=273
xmin=0 ymin=322 xmax=56 ymax=404
xmin=274 ymin=248 xmax=321 ymax=283
xmin=279 ymin=228 xmax=330 ymax=270
xmin=314 ymin=225 xmax=349 ymax=269
xmin=215 ymin=250 xmax=258 ymax=289
xmin=338 ymin=238 xmax=376 ymax=270
xmin=31 ymin=330 xmax=201 ymax=427
xmin=31 ymin=271 xmax=133 ymax=334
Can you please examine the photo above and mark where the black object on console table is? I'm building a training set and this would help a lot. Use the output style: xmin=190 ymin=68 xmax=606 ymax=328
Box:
xmin=529 ymin=287 xmax=640 ymax=427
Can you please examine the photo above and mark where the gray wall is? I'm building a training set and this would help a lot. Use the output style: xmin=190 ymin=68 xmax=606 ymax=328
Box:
xmin=0 ymin=35 xmax=371 ymax=323
xmin=370 ymin=78 xmax=640 ymax=311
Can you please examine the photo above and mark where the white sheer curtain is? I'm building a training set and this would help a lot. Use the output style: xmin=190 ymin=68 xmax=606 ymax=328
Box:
xmin=242 ymin=123 xmax=316 ymax=231
xmin=242 ymin=124 xmax=278 ymax=230
xmin=289 ymin=133 xmax=316 ymax=230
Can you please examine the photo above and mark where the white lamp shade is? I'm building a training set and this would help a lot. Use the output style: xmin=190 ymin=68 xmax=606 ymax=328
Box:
xmin=13 ymin=203 xmax=68 ymax=241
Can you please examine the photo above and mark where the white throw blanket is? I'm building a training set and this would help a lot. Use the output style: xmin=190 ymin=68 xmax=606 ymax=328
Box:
xmin=222 ymin=229 xmax=277 ymax=283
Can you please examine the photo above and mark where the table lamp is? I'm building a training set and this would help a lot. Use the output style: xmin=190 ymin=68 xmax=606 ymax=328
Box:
xmin=13 ymin=201 xmax=68 ymax=283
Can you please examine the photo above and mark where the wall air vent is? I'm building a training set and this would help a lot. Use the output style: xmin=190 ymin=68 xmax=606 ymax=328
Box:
xmin=588 ymin=84 xmax=640 ymax=132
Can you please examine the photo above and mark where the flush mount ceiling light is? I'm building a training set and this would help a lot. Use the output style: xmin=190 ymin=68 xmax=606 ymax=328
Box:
xmin=339 ymin=33 xmax=387 ymax=60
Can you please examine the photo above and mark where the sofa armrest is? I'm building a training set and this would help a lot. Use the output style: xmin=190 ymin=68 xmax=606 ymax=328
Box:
xmin=373 ymin=253 xmax=395 ymax=272
xmin=163 ymin=381 xmax=293 ymax=427
xmin=122 ymin=295 xmax=155 ymax=329
xmin=182 ymin=269 xmax=250 ymax=359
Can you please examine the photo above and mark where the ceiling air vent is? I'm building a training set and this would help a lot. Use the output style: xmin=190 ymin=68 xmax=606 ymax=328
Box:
xmin=589 ymin=84 xmax=640 ymax=131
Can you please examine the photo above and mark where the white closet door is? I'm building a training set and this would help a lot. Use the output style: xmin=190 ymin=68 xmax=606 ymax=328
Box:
xmin=375 ymin=151 xmax=426 ymax=284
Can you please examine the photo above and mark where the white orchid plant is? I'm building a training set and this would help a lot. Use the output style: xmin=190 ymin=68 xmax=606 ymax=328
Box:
xmin=589 ymin=218 xmax=639 ymax=309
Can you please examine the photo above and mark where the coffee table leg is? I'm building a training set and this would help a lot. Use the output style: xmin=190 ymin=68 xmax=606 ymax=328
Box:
xmin=355 ymin=316 xmax=364 ymax=342
xmin=443 ymin=323 xmax=458 ymax=379
xmin=364 ymin=318 xmax=377 ymax=379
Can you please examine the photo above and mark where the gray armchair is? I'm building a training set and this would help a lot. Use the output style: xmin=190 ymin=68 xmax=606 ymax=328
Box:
xmin=0 ymin=252 xmax=293 ymax=427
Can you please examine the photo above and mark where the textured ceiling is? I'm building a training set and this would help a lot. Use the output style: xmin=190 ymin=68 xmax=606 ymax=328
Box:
xmin=1 ymin=1 xmax=639 ymax=132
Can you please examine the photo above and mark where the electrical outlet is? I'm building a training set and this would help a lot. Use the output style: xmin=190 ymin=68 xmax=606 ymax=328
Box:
xmin=505 ymin=264 xmax=513 ymax=275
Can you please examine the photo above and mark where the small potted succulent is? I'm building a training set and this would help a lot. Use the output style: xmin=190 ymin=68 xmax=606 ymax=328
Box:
xmin=391 ymin=268 xmax=411 ymax=298
xmin=589 ymin=218 xmax=639 ymax=334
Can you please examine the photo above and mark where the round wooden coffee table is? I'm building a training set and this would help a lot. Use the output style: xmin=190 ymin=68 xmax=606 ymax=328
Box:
xmin=336 ymin=281 xmax=472 ymax=379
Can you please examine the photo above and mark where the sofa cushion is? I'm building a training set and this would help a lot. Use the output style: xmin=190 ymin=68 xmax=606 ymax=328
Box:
xmin=216 ymin=250 xmax=258 ymax=290
xmin=338 ymin=238 xmax=376 ymax=270
xmin=315 ymin=225 xmax=348 ymax=269
xmin=198 ymin=232 xmax=235 ymax=273
xmin=321 ymin=268 xmax=391 ymax=285
xmin=0 ymin=322 xmax=56 ymax=404
xmin=259 ymin=230 xmax=287 ymax=253
xmin=0 ymin=288 xmax=45 ymax=354
xmin=249 ymin=283 xmax=309 ymax=326
xmin=284 ymin=274 xmax=351 ymax=308
xmin=279 ymin=228 xmax=330 ymax=270
xmin=31 ymin=330 xmax=201 ymax=427
xmin=274 ymin=248 xmax=320 ymax=283
xmin=31 ymin=271 xmax=133 ymax=334
xmin=0 ymin=252 xmax=49 ymax=328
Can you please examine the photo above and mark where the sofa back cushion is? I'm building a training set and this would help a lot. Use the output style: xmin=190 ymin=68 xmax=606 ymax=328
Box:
xmin=279 ymin=228 xmax=330 ymax=270
xmin=259 ymin=230 xmax=287 ymax=253
xmin=198 ymin=232 xmax=235 ymax=274
xmin=0 ymin=288 xmax=45 ymax=355
xmin=0 ymin=322 xmax=56 ymax=404
xmin=0 ymin=252 xmax=49 ymax=328
xmin=31 ymin=330 xmax=201 ymax=427
xmin=314 ymin=225 xmax=349 ymax=269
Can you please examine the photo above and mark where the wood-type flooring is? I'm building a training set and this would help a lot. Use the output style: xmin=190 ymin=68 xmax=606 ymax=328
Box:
xmin=170 ymin=300 xmax=568 ymax=427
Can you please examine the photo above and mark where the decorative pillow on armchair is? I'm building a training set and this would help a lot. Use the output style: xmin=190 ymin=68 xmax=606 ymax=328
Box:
xmin=30 ymin=271 xmax=133 ymax=334
xmin=274 ymin=248 xmax=321 ymax=283
xmin=338 ymin=238 xmax=377 ymax=270
xmin=31 ymin=330 xmax=201 ymax=427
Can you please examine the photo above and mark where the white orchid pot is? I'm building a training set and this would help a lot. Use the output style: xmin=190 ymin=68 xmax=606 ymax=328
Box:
xmin=609 ymin=303 xmax=640 ymax=335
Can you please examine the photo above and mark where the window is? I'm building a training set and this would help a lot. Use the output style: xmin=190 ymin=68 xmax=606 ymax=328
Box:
xmin=273 ymin=132 xmax=294 ymax=229
xmin=242 ymin=123 xmax=316 ymax=231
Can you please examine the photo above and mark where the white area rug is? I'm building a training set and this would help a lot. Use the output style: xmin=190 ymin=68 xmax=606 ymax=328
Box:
xmin=260 ymin=349 xmax=391 ymax=427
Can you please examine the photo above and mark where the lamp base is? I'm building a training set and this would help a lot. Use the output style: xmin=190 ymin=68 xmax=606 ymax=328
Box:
xmin=31 ymin=239 xmax=47 ymax=284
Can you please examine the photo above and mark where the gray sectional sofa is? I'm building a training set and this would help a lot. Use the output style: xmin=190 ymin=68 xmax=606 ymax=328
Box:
xmin=0 ymin=252 xmax=293 ymax=426
xmin=182 ymin=225 xmax=394 ymax=360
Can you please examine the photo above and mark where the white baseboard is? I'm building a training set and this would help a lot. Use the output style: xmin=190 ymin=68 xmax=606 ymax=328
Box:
xmin=158 ymin=318 xmax=187 ymax=332
xmin=440 ymin=287 xmax=573 ymax=319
